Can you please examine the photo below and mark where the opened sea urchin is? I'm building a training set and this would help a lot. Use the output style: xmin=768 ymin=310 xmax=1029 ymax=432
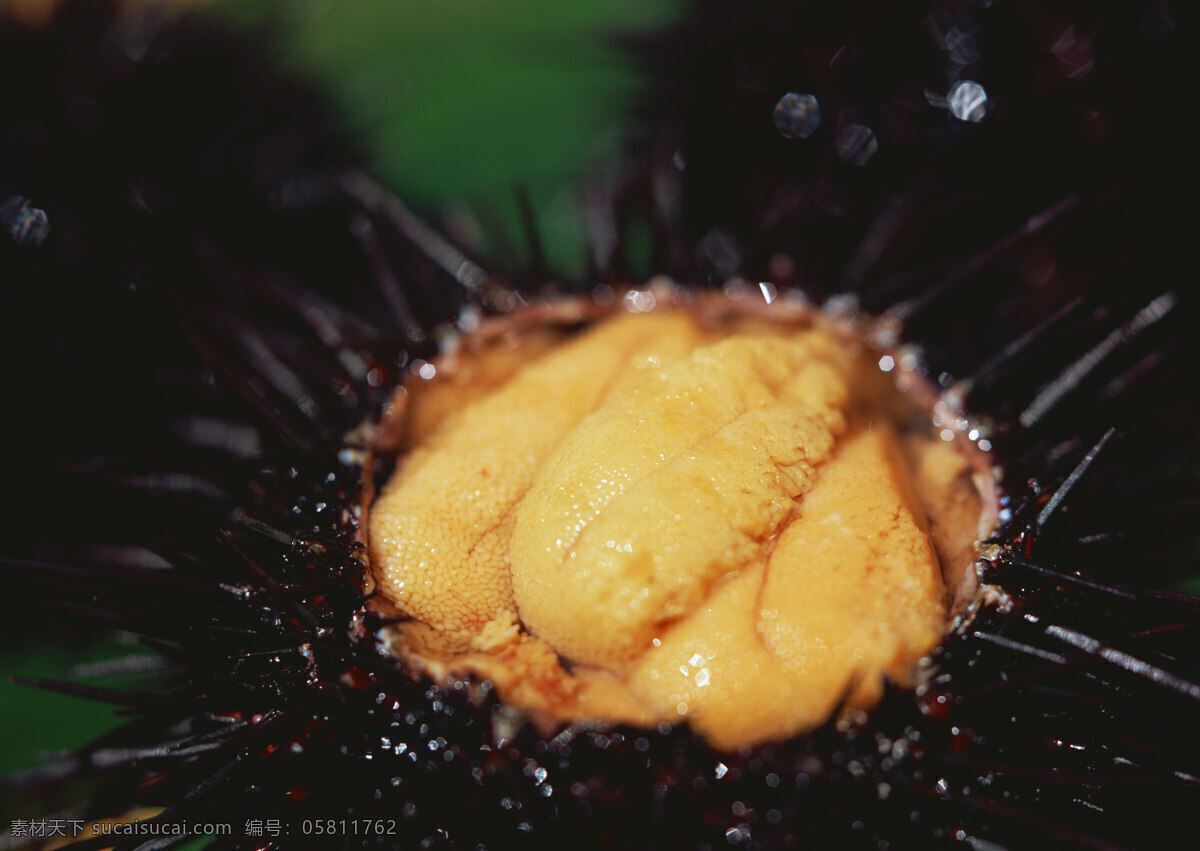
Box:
xmin=366 ymin=288 xmax=996 ymax=751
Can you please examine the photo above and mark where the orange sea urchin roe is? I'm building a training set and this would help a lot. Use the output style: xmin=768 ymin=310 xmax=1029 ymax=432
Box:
xmin=369 ymin=306 xmax=980 ymax=750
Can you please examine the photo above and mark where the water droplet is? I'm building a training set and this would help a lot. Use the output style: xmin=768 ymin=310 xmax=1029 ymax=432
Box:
xmin=1 ymin=195 xmax=50 ymax=247
xmin=725 ymin=825 xmax=751 ymax=844
xmin=949 ymin=80 xmax=989 ymax=123
xmin=772 ymin=92 xmax=821 ymax=139
xmin=835 ymin=124 xmax=878 ymax=165
xmin=943 ymin=26 xmax=981 ymax=65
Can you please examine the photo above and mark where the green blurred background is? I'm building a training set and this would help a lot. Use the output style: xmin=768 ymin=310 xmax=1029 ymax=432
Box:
xmin=224 ymin=0 xmax=683 ymax=276
xmin=0 ymin=0 xmax=681 ymax=778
